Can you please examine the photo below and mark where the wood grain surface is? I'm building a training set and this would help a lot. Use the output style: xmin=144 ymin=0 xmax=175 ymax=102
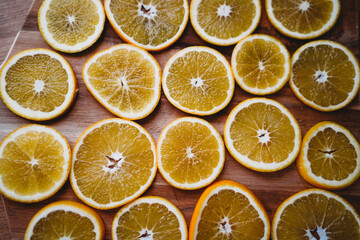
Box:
xmin=0 ymin=0 xmax=359 ymax=239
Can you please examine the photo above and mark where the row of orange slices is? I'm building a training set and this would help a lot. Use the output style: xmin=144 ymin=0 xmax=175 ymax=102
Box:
xmin=1 ymin=38 xmax=359 ymax=123
xmin=37 ymin=0 xmax=342 ymax=53
xmin=23 ymin=182 xmax=360 ymax=239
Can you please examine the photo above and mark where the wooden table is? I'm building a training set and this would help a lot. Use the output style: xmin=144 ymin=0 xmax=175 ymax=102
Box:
xmin=0 ymin=0 xmax=359 ymax=239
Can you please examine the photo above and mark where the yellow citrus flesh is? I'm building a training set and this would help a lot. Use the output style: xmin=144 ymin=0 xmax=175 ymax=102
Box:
xmin=224 ymin=98 xmax=301 ymax=172
xmin=0 ymin=124 xmax=71 ymax=203
xmin=231 ymin=34 xmax=290 ymax=95
xmin=38 ymin=0 xmax=105 ymax=53
xmin=112 ymin=196 xmax=187 ymax=240
xmin=163 ymin=46 xmax=234 ymax=115
xmin=265 ymin=0 xmax=340 ymax=39
xmin=189 ymin=180 xmax=270 ymax=240
xmin=297 ymin=121 xmax=360 ymax=190
xmin=70 ymin=118 xmax=157 ymax=209
xmin=157 ymin=117 xmax=225 ymax=190
xmin=0 ymin=49 xmax=77 ymax=121
xmin=272 ymin=189 xmax=360 ymax=240
xmin=25 ymin=201 xmax=104 ymax=240
xmin=190 ymin=0 xmax=261 ymax=46
xmin=104 ymin=0 xmax=189 ymax=51
xmin=290 ymin=40 xmax=360 ymax=111
xmin=83 ymin=44 xmax=161 ymax=120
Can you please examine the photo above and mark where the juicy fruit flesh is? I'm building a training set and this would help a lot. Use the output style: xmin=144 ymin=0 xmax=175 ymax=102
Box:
xmin=229 ymin=102 xmax=295 ymax=163
xmin=307 ymin=127 xmax=357 ymax=181
xmin=196 ymin=189 xmax=265 ymax=239
xmin=292 ymin=44 xmax=356 ymax=107
xmin=197 ymin=0 xmax=256 ymax=39
xmin=47 ymin=0 xmax=100 ymax=46
xmin=235 ymin=38 xmax=286 ymax=89
xmin=276 ymin=193 xmax=360 ymax=239
xmin=116 ymin=202 xmax=182 ymax=239
xmin=0 ymin=131 xmax=65 ymax=196
xmin=160 ymin=121 xmax=220 ymax=184
xmin=271 ymin=0 xmax=335 ymax=34
xmin=166 ymin=51 xmax=230 ymax=112
xmin=109 ymin=0 xmax=186 ymax=46
xmin=87 ymin=49 xmax=156 ymax=114
xmin=5 ymin=54 xmax=69 ymax=112
xmin=73 ymin=122 xmax=155 ymax=205
xmin=31 ymin=210 xmax=96 ymax=239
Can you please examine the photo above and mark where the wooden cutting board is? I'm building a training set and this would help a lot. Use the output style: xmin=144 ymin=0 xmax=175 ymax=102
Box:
xmin=1 ymin=0 xmax=359 ymax=239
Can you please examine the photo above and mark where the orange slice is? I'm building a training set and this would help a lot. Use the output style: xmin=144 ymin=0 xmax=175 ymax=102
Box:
xmin=82 ymin=44 xmax=161 ymax=120
xmin=112 ymin=196 xmax=187 ymax=240
xmin=70 ymin=118 xmax=157 ymax=209
xmin=0 ymin=48 xmax=77 ymax=121
xmin=297 ymin=121 xmax=360 ymax=190
xmin=0 ymin=124 xmax=71 ymax=203
xmin=25 ymin=201 xmax=104 ymax=240
xmin=189 ymin=180 xmax=270 ymax=240
xmin=290 ymin=40 xmax=360 ymax=111
xmin=224 ymin=98 xmax=301 ymax=172
xmin=104 ymin=0 xmax=189 ymax=51
xmin=272 ymin=188 xmax=360 ymax=240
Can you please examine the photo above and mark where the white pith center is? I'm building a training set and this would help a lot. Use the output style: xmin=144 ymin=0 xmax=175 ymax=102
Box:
xmin=60 ymin=237 xmax=71 ymax=240
xmin=103 ymin=151 xmax=124 ymax=173
xmin=306 ymin=226 xmax=328 ymax=240
xmin=219 ymin=217 xmax=231 ymax=234
xmin=119 ymin=76 xmax=129 ymax=90
xmin=34 ymin=80 xmax=45 ymax=93
xmin=299 ymin=1 xmax=310 ymax=11
xmin=257 ymin=129 xmax=271 ymax=144
xmin=67 ymin=15 xmax=75 ymax=24
xmin=186 ymin=147 xmax=195 ymax=159
xmin=138 ymin=3 xmax=157 ymax=19
xmin=29 ymin=158 xmax=38 ymax=166
xmin=315 ymin=71 xmax=328 ymax=83
xmin=217 ymin=4 xmax=232 ymax=17
xmin=258 ymin=61 xmax=265 ymax=71
xmin=191 ymin=77 xmax=203 ymax=87
xmin=139 ymin=229 xmax=153 ymax=240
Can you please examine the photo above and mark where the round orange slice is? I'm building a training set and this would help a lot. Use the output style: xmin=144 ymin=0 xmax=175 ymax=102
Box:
xmin=189 ymin=180 xmax=270 ymax=240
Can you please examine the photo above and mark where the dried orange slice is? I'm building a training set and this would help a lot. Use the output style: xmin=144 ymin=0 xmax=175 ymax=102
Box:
xmin=25 ymin=201 xmax=104 ymax=240
xmin=38 ymin=0 xmax=105 ymax=53
xmin=266 ymin=0 xmax=340 ymax=39
xmin=0 ymin=124 xmax=71 ymax=203
xmin=290 ymin=40 xmax=360 ymax=111
xmin=104 ymin=0 xmax=189 ymax=51
xmin=231 ymin=34 xmax=290 ymax=95
xmin=83 ymin=44 xmax=161 ymax=120
xmin=190 ymin=0 xmax=261 ymax=46
xmin=70 ymin=118 xmax=157 ymax=209
xmin=297 ymin=121 xmax=360 ymax=190
xmin=162 ymin=46 xmax=234 ymax=115
xmin=189 ymin=180 xmax=270 ymax=240
xmin=0 ymin=48 xmax=77 ymax=121
xmin=112 ymin=196 xmax=187 ymax=240
xmin=272 ymin=188 xmax=360 ymax=240
xmin=157 ymin=117 xmax=225 ymax=190
xmin=224 ymin=98 xmax=301 ymax=172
